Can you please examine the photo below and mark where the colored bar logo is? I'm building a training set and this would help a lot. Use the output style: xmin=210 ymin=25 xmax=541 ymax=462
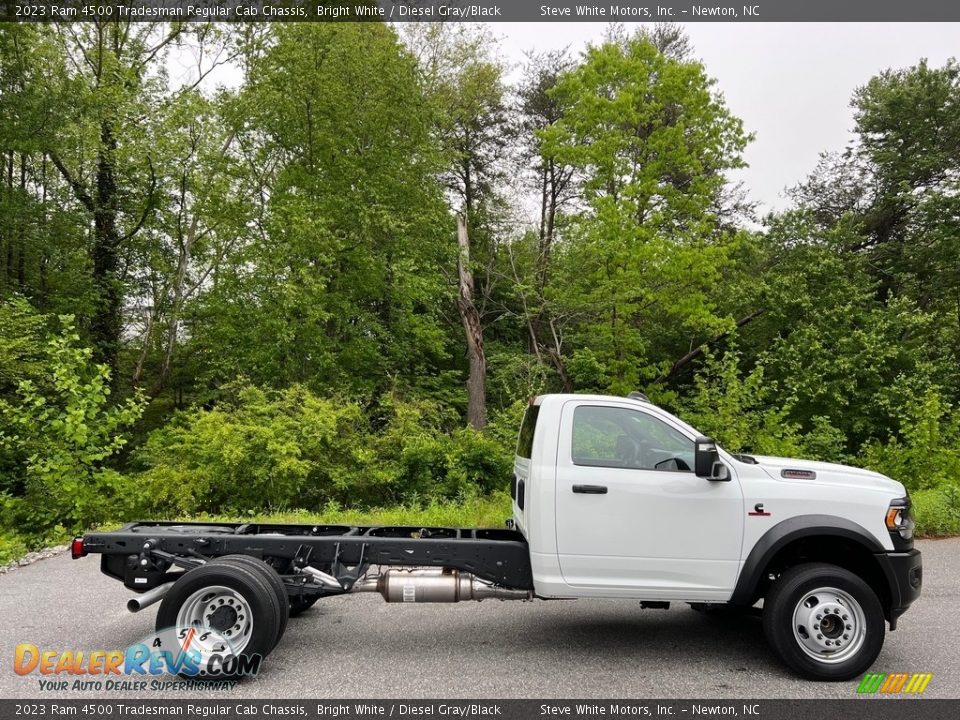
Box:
xmin=857 ymin=672 xmax=932 ymax=694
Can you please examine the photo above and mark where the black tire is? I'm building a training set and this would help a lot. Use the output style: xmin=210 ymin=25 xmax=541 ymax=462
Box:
xmin=762 ymin=562 xmax=885 ymax=680
xmin=289 ymin=595 xmax=321 ymax=617
xmin=209 ymin=555 xmax=289 ymax=648
xmin=156 ymin=562 xmax=281 ymax=680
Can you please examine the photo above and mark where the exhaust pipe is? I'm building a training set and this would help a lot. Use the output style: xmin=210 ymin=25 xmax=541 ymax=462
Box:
xmin=352 ymin=568 xmax=532 ymax=603
xmin=127 ymin=581 xmax=175 ymax=613
xmin=300 ymin=565 xmax=343 ymax=589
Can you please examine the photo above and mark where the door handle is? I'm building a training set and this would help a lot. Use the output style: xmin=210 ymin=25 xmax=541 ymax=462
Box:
xmin=572 ymin=484 xmax=608 ymax=494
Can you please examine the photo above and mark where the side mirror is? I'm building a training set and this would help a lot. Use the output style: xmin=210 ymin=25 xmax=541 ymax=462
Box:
xmin=695 ymin=436 xmax=730 ymax=482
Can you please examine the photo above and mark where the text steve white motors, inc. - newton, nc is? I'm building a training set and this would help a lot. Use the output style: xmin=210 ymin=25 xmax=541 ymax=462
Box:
xmin=539 ymin=5 xmax=755 ymax=18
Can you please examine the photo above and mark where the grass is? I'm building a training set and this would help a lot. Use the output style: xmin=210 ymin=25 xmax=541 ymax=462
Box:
xmin=192 ymin=490 xmax=514 ymax=528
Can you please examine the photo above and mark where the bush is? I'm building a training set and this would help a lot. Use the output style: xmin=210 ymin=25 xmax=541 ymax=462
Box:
xmin=912 ymin=487 xmax=960 ymax=537
xmin=132 ymin=383 xmax=513 ymax=516
xmin=132 ymin=383 xmax=362 ymax=513
xmin=0 ymin=532 xmax=28 ymax=566
xmin=860 ymin=387 xmax=960 ymax=493
xmin=0 ymin=311 xmax=144 ymax=538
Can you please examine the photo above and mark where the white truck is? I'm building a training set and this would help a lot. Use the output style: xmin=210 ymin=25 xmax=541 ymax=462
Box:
xmin=74 ymin=392 xmax=921 ymax=682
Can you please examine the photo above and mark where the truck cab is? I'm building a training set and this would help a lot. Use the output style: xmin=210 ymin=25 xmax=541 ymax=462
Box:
xmin=513 ymin=393 xmax=922 ymax=679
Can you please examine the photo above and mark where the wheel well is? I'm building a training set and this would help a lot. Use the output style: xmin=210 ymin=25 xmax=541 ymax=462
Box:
xmin=754 ymin=536 xmax=891 ymax=611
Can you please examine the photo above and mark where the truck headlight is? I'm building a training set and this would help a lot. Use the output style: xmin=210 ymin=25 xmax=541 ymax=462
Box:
xmin=885 ymin=498 xmax=914 ymax=540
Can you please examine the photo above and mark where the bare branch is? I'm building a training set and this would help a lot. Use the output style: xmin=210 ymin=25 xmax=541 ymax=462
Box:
xmin=120 ymin=155 xmax=158 ymax=243
xmin=47 ymin=151 xmax=95 ymax=212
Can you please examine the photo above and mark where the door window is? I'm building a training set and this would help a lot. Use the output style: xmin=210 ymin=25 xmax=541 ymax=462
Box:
xmin=571 ymin=405 xmax=695 ymax=471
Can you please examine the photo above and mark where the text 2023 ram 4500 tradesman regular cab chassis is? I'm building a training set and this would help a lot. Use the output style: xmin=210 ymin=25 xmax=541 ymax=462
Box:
xmin=74 ymin=393 xmax=921 ymax=681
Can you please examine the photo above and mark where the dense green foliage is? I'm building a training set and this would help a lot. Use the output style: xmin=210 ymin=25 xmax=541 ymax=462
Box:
xmin=1 ymin=22 xmax=959 ymax=558
xmin=131 ymin=383 xmax=511 ymax=514
xmin=1 ymin=301 xmax=144 ymax=550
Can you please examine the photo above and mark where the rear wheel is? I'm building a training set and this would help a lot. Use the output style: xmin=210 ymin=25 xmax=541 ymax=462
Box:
xmin=156 ymin=563 xmax=281 ymax=679
xmin=762 ymin=562 xmax=884 ymax=680
xmin=209 ymin=555 xmax=289 ymax=648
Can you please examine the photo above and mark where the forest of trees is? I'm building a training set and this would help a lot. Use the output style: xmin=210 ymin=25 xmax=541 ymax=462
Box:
xmin=1 ymin=21 xmax=959 ymax=560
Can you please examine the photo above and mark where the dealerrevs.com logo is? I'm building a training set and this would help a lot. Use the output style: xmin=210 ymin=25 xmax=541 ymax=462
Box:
xmin=13 ymin=626 xmax=261 ymax=691
xmin=856 ymin=672 xmax=933 ymax=695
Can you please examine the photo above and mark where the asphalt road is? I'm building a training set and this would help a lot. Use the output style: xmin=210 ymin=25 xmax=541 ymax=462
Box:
xmin=1 ymin=538 xmax=957 ymax=700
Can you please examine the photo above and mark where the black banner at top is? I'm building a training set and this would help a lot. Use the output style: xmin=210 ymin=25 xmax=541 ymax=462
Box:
xmin=3 ymin=0 xmax=960 ymax=23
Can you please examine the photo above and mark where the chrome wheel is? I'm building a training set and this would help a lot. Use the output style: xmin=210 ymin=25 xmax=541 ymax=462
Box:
xmin=791 ymin=585 xmax=866 ymax=664
xmin=175 ymin=585 xmax=252 ymax=658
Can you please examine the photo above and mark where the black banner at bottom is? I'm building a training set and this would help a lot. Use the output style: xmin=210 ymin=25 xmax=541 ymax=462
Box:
xmin=1 ymin=700 xmax=958 ymax=720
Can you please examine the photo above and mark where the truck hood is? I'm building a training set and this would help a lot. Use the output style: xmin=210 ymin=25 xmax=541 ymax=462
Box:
xmin=747 ymin=455 xmax=905 ymax=496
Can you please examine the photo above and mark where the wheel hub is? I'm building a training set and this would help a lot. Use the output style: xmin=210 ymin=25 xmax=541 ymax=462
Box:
xmin=208 ymin=604 xmax=238 ymax=633
xmin=792 ymin=586 xmax=866 ymax=664
xmin=175 ymin=585 xmax=253 ymax=659
xmin=819 ymin=612 xmax=843 ymax=639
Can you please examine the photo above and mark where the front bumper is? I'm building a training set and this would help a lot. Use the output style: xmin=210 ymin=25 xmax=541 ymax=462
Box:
xmin=875 ymin=548 xmax=922 ymax=629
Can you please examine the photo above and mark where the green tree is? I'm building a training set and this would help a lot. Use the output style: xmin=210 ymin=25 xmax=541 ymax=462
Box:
xmin=126 ymin=90 xmax=246 ymax=400
xmin=512 ymin=48 xmax=578 ymax=390
xmin=191 ymin=24 xmax=452 ymax=400
xmin=1 ymin=23 xmax=237 ymax=390
xmin=791 ymin=60 xmax=960 ymax=391
xmin=540 ymin=31 xmax=751 ymax=393
xmin=0 ymin=26 xmax=93 ymax=319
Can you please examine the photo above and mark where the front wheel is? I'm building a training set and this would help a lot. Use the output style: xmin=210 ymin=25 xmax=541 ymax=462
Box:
xmin=762 ymin=562 xmax=885 ymax=680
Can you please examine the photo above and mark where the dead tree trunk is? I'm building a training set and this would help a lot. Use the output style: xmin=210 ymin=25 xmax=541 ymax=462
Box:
xmin=456 ymin=213 xmax=487 ymax=429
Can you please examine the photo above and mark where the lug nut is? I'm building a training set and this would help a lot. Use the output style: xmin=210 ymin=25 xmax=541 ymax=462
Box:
xmin=846 ymin=624 xmax=852 ymax=630
xmin=825 ymin=640 xmax=832 ymax=646
xmin=842 ymin=614 xmax=848 ymax=620
xmin=817 ymin=634 xmax=823 ymax=640
xmin=816 ymin=614 xmax=822 ymax=620
xmin=843 ymin=634 xmax=849 ymax=640
xmin=813 ymin=623 xmax=819 ymax=630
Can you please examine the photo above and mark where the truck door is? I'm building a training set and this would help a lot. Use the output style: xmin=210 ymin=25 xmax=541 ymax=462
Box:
xmin=554 ymin=400 xmax=744 ymax=599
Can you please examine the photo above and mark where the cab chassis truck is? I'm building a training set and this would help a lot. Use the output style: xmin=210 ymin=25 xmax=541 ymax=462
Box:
xmin=74 ymin=393 xmax=922 ymax=681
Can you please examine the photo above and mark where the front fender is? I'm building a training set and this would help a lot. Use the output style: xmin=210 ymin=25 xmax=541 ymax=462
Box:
xmin=730 ymin=514 xmax=884 ymax=605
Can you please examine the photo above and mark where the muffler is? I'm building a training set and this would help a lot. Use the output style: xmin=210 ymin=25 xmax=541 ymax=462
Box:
xmin=352 ymin=568 xmax=531 ymax=603
xmin=127 ymin=581 xmax=175 ymax=613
